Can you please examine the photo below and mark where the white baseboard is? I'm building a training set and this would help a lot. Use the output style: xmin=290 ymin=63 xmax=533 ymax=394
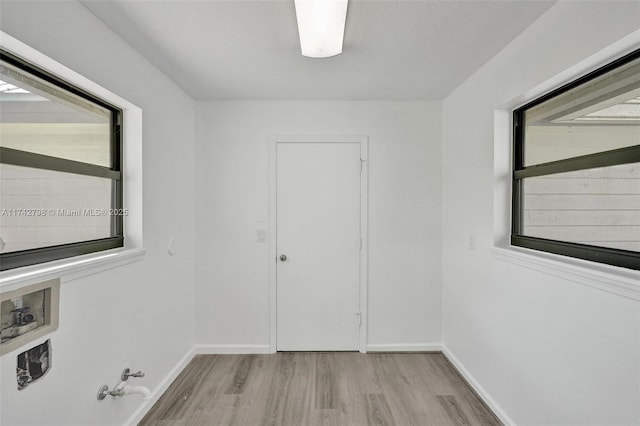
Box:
xmin=125 ymin=347 xmax=195 ymax=426
xmin=366 ymin=343 xmax=443 ymax=352
xmin=195 ymin=344 xmax=272 ymax=354
xmin=441 ymin=345 xmax=515 ymax=426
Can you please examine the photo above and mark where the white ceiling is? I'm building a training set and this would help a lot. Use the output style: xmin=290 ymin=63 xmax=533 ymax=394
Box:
xmin=82 ymin=0 xmax=555 ymax=100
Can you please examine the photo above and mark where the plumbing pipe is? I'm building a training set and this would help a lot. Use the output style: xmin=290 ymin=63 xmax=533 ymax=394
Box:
xmin=122 ymin=384 xmax=152 ymax=400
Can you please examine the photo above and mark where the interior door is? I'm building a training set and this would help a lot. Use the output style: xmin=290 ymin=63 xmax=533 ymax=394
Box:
xmin=276 ymin=142 xmax=361 ymax=351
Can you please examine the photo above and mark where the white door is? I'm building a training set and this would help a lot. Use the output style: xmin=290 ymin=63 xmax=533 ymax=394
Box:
xmin=276 ymin=142 xmax=361 ymax=351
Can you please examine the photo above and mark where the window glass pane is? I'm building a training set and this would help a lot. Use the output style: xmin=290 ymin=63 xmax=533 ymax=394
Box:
xmin=0 ymin=164 xmax=113 ymax=253
xmin=0 ymin=60 xmax=112 ymax=167
xmin=524 ymin=56 xmax=640 ymax=166
xmin=522 ymin=162 xmax=640 ymax=252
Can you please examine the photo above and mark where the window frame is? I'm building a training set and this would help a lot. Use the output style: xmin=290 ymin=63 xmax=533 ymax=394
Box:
xmin=511 ymin=48 xmax=640 ymax=271
xmin=0 ymin=49 xmax=124 ymax=271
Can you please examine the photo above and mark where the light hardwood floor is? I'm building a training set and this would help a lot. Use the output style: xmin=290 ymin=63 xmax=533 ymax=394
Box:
xmin=139 ymin=352 xmax=501 ymax=426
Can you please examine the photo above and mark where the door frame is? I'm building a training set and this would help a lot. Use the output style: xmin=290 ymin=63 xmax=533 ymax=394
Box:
xmin=268 ymin=135 xmax=369 ymax=353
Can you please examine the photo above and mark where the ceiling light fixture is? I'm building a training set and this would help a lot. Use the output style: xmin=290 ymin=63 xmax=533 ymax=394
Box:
xmin=294 ymin=0 xmax=348 ymax=58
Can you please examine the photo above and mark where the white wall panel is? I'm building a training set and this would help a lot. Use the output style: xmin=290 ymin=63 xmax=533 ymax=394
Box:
xmin=195 ymin=101 xmax=442 ymax=350
xmin=0 ymin=2 xmax=197 ymax=425
xmin=442 ymin=1 xmax=640 ymax=424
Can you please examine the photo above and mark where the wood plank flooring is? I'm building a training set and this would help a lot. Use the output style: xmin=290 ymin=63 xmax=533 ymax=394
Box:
xmin=139 ymin=352 xmax=501 ymax=426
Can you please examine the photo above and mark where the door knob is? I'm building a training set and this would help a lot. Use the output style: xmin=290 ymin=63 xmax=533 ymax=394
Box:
xmin=279 ymin=254 xmax=287 ymax=262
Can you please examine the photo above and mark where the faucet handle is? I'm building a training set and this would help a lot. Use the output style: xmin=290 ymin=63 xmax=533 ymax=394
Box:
xmin=97 ymin=384 xmax=127 ymax=400
xmin=121 ymin=368 xmax=145 ymax=381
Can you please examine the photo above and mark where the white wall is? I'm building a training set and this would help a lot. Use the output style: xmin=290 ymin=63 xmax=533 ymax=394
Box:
xmin=442 ymin=2 xmax=640 ymax=425
xmin=195 ymin=101 xmax=441 ymax=350
xmin=0 ymin=2 xmax=197 ymax=425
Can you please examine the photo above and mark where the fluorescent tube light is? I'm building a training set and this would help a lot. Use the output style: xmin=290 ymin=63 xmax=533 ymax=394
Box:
xmin=294 ymin=0 xmax=348 ymax=58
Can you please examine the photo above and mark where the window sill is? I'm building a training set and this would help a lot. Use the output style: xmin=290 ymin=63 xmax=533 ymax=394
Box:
xmin=0 ymin=247 xmax=145 ymax=292
xmin=492 ymin=246 xmax=640 ymax=301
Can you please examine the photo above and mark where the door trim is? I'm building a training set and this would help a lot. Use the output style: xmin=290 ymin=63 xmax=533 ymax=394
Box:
xmin=268 ymin=135 xmax=369 ymax=353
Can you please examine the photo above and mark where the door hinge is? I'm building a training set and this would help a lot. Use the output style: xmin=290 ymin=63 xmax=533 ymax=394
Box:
xmin=355 ymin=312 xmax=362 ymax=326
xmin=360 ymin=158 xmax=364 ymax=172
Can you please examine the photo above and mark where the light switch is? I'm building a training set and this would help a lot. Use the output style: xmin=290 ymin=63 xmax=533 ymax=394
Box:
xmin=257 ymin=229 xmax=267 ymax=243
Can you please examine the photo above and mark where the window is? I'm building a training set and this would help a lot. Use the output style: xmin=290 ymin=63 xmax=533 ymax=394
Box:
xmin=0 ymin=49 xmax=123 ymax=271
xmin=512 ymin=49 xmax=640 ymax=271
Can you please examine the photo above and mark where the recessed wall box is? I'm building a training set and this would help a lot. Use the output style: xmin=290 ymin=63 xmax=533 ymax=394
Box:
xmin=1 ymin=279 xmax=60 ymax=356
